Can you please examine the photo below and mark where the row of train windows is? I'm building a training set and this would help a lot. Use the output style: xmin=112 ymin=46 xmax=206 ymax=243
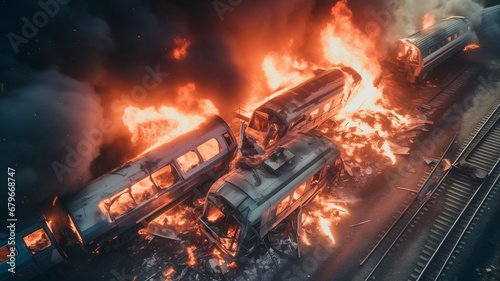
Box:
xmin=276 ymin=169 xmax=322 ymax=214
xmin=1 ymin=228 xmax=52 ymax=262
xmin=100 ymin=136 xmax=228 ymax=220
xmin=307 ymin=97 xmax=343 ymax=124
xmin=422 ymin=25 xmax=471 ymax=58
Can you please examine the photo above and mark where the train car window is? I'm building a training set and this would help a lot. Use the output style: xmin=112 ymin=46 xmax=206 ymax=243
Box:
xmin=324 ymin=100 xmax=332 ymax=112
xmin=22 ymin=228 xmax=52 ymax=255
xmin=291 ymin=182 xmax=307 ymax=203
xmin=223 ymin=132 xmax=233 ymax=146
xmin=177 ymin=151 xmax=201 ymax=173
xmin=447 ymin=36 xmax=452 ymax=42
xmin=440 ymin=41 xmax=445 ymax=47
xmin=312 ymin=169 xmax=323 ymax=187
xmin=422 ymin=50 xmax=429 ymax=58
xmin=130 ymin=177 xmax=156 ymax=205
xmin=309 ymin=108 xmax=319 ymax=121
xmin=203 ymin=203 xmax=241 ymax=254
xmin=107 ymin=189 xmax=136 ymax=219
xmin=198 ymin=138 xmax=222 ymax=161
xmin=249 ymin=111 xmax=269 ymax=132
xmin=151 ymin=164 xmax=179 ymax=189
xmin=460 ymin=29 xmax=464 ymax=34
xmin=453 ymin=33 xmax=458 ymax=39
xmin=430 ymin=46 xmax=437 ymax=53
xmin=0 ymin=245 xmax=15 ymax=263
xmin=276 ymin=195 xmax=290 ymax=214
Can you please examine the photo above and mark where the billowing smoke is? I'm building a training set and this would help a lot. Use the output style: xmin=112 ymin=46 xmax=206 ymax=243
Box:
xmin=0 ymin=0 xmax=341 ymax=214
xmin=386 ymin=0 xmax=483 ymax=39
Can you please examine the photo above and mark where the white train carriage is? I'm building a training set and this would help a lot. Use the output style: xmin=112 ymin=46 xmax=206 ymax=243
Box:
xmin=477 ymin=5 xmax=500 ymax=44
xmin=199 ymin=130 xmax=342 ymax=260
xmin=387 ymin=16 xmax=474 ymax=83
xmin=242 ymin=67 xmax=361 ymax=154
xmin=63 ymin=116 xmax=237 ymax=251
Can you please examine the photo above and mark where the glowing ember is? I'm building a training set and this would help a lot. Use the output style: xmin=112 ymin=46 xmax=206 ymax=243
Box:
xmin=122 ymin=84 xmax=218 ymax=154
xmin=422 ymin=13 xmax=437 ymax=30
xmin=301 ymin=195 xmax=349 ymax=245
xmin=463 ymin=43 xmax=480 ymax=51
xmin=163 ymin=267 xmax=175 ymax=277
xmin=186 ymin=245 xmax=197 ymax=267
xmin=172 ymin=37 xmax=191 ymax=59
xmin=52 ymin=196 xmax=58 ymax=206
xmin=150 ymin=204 xmax=195 ymax=232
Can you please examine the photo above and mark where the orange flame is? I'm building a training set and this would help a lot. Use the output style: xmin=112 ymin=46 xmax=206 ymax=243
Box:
xmin=320 ymin=218 xmax=335 ymax=244
xmin=463 ymin=43 xmax=480 ymax=51
xmin=122 ymin=84 xmax=218 ymax=155
xmin=186 ymin=245 xmax=197 ymax=267
xmin=422 ymin=13 xmax=437 ymax=30
xmin=172 ymin=37 xmax=191 ymax=59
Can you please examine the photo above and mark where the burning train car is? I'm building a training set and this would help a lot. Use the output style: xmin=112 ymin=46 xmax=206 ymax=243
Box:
xmin=63 ymin=116 xmax=237 ymax=252
xmin=242 ymin=67 xmax=361 ymax=154
xmin=199 ymin=130 xmax=342 ymax=260
xmin=0 ymin=216 xmax=64 ymax=281
xmin=386 ymin=16 xmax=475 ymax=83
xmin=1 ymin=116 xmax=237 ymax=281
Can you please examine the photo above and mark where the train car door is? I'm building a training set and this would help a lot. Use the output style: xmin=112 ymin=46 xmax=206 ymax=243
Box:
xmin=21 ymin=227 xmax=62 ymax=272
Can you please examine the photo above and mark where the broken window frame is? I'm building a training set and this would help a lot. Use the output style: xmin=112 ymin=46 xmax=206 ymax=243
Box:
xmin=176 ymin=150 xmax=202 ymax=173
xmin=201 ymin=198 xmax=243 ymax=257
xmin=276 ymin=195 xmax=291 ymax=215
xmin=197 ymin=138 xmax=222 ymax=162
xmin=248 ymin=110 xmax=270 ymax=133
xmin=291 ymin=182 xmax=308 ymax=204
xmin=150 ymin=164 xmax=180 ymax=190
xmin=22 ymin=228 xmax=52 ymax=256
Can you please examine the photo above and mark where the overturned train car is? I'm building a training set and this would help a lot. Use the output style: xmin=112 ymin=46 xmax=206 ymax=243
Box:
xmin=199 ymin=130 xmax=342 ymax=260
xmin=386 ymin=16 xmax=474 ymax=83
xmin=242 ymin=67 xmax=361 ymax=154
xmin=1 ymin=116 xmax=237 ymax=281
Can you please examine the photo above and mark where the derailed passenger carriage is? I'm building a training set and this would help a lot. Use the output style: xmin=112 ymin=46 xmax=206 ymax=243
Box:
xmin=62 ymin=116 xmax=237 ymax=252
xmin=242 ymin=67 xmax=361 ymax=154
xmin=387 ymin=16 xmax=474 ymax=83
xmin=199 ymin=130 xmax=342 ymax=260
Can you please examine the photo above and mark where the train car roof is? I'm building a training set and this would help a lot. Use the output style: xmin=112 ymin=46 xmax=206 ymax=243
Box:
xmin=404 ymin=16 xmax=471 ymax=52
xmin=63 ymin=115 xmax=231 ymax=234
xmin=254 ymin=67 xmax=361 ymax=125
xmin=210 ymin=130 xmax=340 ymax=225
xmin=483 ymin=4 xmax=500 ymax=14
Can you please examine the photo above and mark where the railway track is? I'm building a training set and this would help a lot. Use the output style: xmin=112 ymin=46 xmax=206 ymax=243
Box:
xmin=360 ymin=101 xmax=500 ymax=281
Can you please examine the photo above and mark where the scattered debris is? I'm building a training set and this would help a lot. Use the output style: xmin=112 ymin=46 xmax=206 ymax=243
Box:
xmin=348 ymin=220 xmax=371 ymax=228
xmin=441 ymin=159 xmax=452 ymax=171
xmin=424 ymin=157 xmax=439 ymax=165
xmin=388 ymin=141 xmax=410 ymax=155
xmin=141 ymin=223 xmax=181 ymax=241
xmin=396 ymin=187 xmax=418 ymax=193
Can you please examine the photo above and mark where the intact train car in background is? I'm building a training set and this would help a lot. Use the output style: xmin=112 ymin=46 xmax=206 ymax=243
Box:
xmin=242 ymin=67 xmax=361 ymax=154
xmin=477 ymin=5 xmax=500 ymax=45
xmin=63 ymin=116 xmax=237 ymax=252
xmin=199 ymin=130 xmax=342 ymax=260
xmin=386 ymin=16 xmax=474 ymax=83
